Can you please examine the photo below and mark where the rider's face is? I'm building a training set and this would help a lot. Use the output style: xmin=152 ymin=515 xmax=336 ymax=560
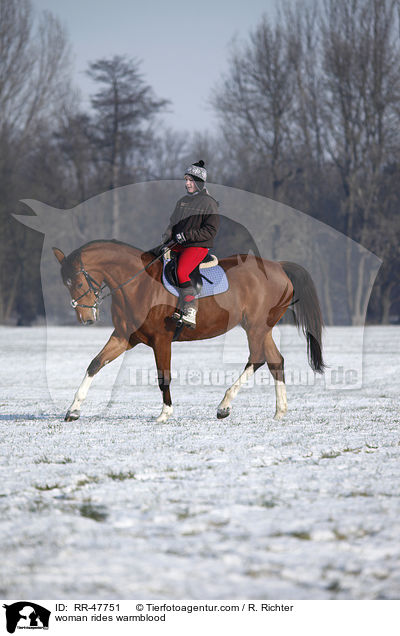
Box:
xmin=185 ymin=176 xmax=198 ymax=194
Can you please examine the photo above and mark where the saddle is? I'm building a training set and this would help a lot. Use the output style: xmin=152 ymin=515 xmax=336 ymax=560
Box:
xmin=163 ymin=250 xmax=219 ymax=296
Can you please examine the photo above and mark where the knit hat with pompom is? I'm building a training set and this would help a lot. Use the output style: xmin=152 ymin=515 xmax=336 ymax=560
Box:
xmin=184 ymin=160 xmax=207 ymax=190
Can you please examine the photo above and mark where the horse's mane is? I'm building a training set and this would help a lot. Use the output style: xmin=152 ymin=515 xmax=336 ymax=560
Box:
xmin=62 ymin=239 xmax=147 ymax=275
xmin=82 ymin=238 xmax=143 ymax=251
xmin=70 ymin=239 xmax=144 ymax=259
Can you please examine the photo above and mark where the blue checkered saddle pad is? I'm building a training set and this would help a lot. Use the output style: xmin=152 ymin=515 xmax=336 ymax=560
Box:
xmin=162 ymin=254 xmax=229 ymax=298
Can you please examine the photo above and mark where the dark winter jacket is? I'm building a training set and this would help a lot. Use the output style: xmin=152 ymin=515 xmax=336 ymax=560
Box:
xmin=163 ymin=189 xmax=219 ymax=248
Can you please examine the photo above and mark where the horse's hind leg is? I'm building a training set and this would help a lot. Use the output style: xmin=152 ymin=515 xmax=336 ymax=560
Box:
xmin=152 ymin=338 xmax=173 ymax=423
xmin=65 ymin=330 xmax=134 ymax=421
xmin=263 ymin=330 xmax=287 ymax=420
xmin=217 ymin=328 xmax=265 ymax=419
xmin=217 ymin=361 xmax=264 ymax=419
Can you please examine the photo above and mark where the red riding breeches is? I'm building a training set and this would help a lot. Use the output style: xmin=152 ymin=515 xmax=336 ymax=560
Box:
xmin=172 ymin=246 xmax=209 ymax=284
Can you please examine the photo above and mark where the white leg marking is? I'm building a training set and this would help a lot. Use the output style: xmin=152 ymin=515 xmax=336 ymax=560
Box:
xmin=156 ymin=403 xmax=173 ymax=423
xmin=274 ymin=379 xmax=288 ymax=420
xmin=217 ymin=364 xmax=255 ymax=416
xmin=68 ymin=372 xmax=94 ymax=413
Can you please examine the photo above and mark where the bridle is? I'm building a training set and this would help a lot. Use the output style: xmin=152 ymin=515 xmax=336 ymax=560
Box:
xmin=69 ymin=245 xmax=174 ymax=311
xmin=69 ymin=255 xmax=105 ymax=310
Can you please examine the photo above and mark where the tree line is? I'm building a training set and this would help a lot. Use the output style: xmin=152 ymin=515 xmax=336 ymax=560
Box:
xmin=0 ymin=0 xmax=399 ymax=325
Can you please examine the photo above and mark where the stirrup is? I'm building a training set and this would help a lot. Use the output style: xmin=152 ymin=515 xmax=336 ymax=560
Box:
xmin=172 ymin=308 xmax=182 ymax=321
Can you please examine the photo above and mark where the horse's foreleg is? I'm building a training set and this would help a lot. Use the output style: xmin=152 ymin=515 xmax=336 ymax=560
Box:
xmin=152 ymin=339 xmax=173 ymax=423
xmin=263 ymin=331 xmax=287 ymax=420
xmin=65 ymin=330 xmax=133 ymax=421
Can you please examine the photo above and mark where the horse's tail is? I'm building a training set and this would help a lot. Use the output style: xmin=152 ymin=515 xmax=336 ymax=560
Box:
xmin=280 ymin=261 xmax=325 ymax=374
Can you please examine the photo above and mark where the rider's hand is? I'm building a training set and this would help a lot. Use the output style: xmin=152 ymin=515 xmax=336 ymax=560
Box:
xmin=174 ymin=232 xmax=186 ymax=244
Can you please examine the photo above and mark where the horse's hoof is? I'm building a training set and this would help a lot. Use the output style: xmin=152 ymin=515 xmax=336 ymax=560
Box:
xmin=217 ymin=407 xmax=231 ymax=419
xmin=273 ymin=410 xmax=286 ymax=421
xmin=65 ymin=409 xmax=80 ymax=421
xmin=156 ymin=414 xmax=169 ymax=423
xmin=155 ymin=405 xmax=173 ymax=423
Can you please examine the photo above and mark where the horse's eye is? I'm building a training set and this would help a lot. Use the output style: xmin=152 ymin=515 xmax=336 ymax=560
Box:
xmin=78 ymin=283 xmax=83 ymax=288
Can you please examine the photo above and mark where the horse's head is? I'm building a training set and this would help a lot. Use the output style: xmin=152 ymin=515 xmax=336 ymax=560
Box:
xmin=53 ymin=247 xmax=102 ymax=325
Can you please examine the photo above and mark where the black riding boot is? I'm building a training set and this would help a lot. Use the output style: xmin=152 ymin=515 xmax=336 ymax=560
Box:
xmin=172 ymin=282 xmax=197 ymax=327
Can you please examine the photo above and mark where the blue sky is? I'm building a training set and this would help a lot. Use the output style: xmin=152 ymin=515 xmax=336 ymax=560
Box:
xmin=33 ymin=0 xmax=277 ymax=132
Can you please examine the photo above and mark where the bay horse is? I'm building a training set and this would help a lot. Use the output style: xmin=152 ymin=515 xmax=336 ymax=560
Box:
xmin=53 ymin=240 xmax=324 ymax=423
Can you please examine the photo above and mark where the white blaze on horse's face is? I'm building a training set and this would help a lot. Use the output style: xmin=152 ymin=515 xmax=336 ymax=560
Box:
xmin=68 ymin=272 xmax=99 ymax=325
xmin=79 ymin=280 xmax=99 ymax=323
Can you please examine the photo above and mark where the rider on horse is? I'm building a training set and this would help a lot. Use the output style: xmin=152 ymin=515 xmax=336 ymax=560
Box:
xmin=161 ymin=160 xmax=219 ymax=327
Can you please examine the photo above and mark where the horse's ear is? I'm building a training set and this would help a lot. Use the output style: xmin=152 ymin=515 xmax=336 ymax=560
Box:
xmin=52 ymin=247 xmax=65 ymax=264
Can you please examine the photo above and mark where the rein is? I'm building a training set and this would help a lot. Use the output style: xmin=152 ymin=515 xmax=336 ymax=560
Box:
xmin=69 ymin=245 xmax=173 ymax=311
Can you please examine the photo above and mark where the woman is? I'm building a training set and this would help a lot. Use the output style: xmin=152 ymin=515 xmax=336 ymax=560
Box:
xmin=162 ymin=160 xmax=219 ymax=327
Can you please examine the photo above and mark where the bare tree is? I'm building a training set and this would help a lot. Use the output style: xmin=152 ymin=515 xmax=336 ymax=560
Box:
xmin=0 ymin=0 xmax=71 ymax=323
xmin=367 ymin=167 xmax=400 ymax=323
xmin=212 ymin=15 xmax=297 ymax=200
xmin=320 ymin=0 xmax=400 ymax=323
xmin=0 ymin=0 xmax=70 ymax=145
xmin=149 ymin=128 xmax=188 ymax=180
xmin=211 ymin=0 xmax=400 ymax=324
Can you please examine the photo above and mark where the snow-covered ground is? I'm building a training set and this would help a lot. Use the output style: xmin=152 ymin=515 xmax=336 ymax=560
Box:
xmin=0 ymin=325 xmax=399 ymax=600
